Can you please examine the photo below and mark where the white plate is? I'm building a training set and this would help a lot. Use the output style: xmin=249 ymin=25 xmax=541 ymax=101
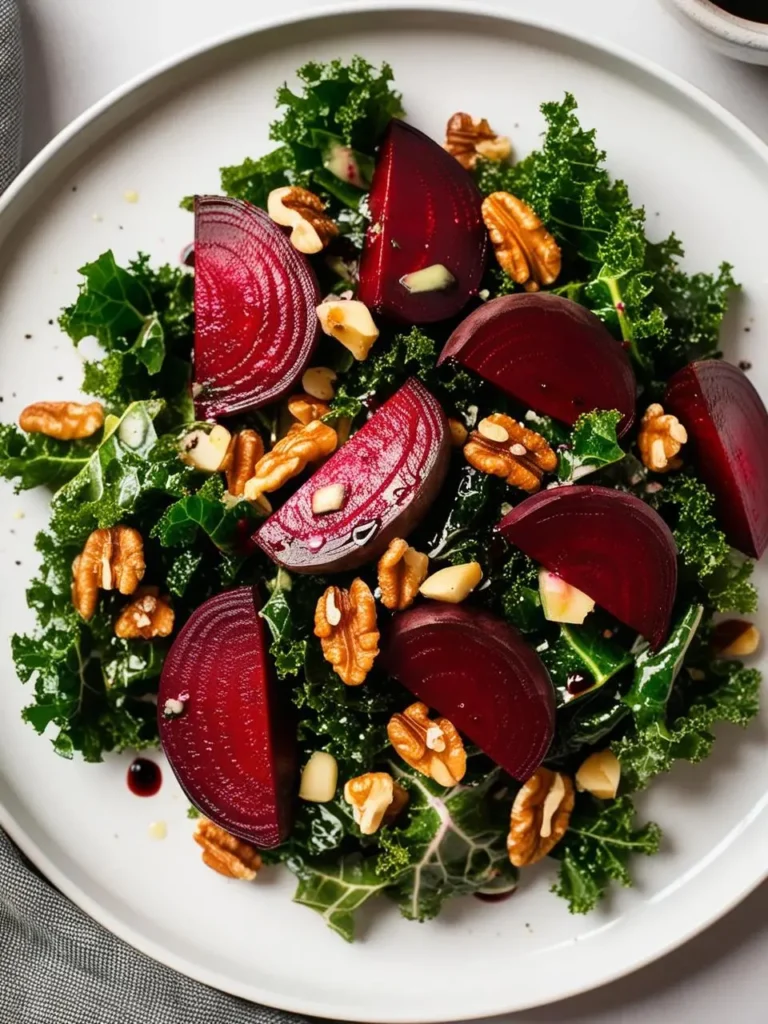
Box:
xmin=1 ymin=4 xmax=768 ymax=1020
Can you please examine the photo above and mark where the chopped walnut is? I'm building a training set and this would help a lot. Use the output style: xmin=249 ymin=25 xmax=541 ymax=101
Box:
xmin=343 ymin=772 xmax=409 ymax=835
xmin=444 ymin=112 xmax=511 ymax=170
xmin=267 ymin=185 xmax=338 ymax=254
xmin=387 ymin=702 xmax=467 ymax=787
xmin=222 ymin=429 xmax=264 ymax=497
xmin=377 ymin=538 xmax=429 ymax=611
xmin=114 ymin=586 xmax=174 ymax=639
xmin=482 ymin=191 xmax=562 ymax=292
xmin=194 ymin=818 xmax=262 ymax=880
xmin=287 ymin=393 xmax=331 ymax=425
xmin=507 ymin=768 xmax=575 ymax=867
xmin=637 ymin=403 xmax=688 ymax=473
xmin=72 ymin=526 xmax=146 ymax=621
xmin=243 ymin=419 xmax=337 ymax=504
xmin=448 ymin=418 xmax=468 ymax=448
xmin=464 ymin=413 xmax=556 ymax=493
xmin=19 ymin=400 xmax=104 ymax=440
xmin=314 ymin=579 xmax=380 ymax=686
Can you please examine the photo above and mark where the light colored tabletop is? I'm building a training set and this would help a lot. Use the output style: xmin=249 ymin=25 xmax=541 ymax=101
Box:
xmin=20 ymin=0 xmax=768 ymax=1020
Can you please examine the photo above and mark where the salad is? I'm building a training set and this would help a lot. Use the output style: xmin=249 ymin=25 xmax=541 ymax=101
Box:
xmin=1 ymin=57 xmax=765 ymax=943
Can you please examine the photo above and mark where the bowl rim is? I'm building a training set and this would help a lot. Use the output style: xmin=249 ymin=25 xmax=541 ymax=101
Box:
xmin=667 ymin=0 xmax=768 ymax=45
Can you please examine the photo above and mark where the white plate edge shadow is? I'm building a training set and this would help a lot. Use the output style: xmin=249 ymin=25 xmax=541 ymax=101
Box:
xmin=1 ymin=2 xmax=768 ymax=1020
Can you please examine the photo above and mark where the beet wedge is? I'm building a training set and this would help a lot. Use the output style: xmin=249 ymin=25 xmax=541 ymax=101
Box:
xmin=357 ymin=119 xmax=488 ymax=323
xmin=385 ymin=603 xmax=555 ymax=781
xmin=665 ymin=360 xmax=768 ymax=558
xmin=158 ymin=587 xmax=296 ymax=848
xmin=438 ymin=293 xmax=636 ymax=435
xmin=193 ymin=196 xmax=320 ymax=419
xmin=499 ymin=486 xmax=677 ymax=649
xmin=255 ymin=378 xmax=450 ymax=573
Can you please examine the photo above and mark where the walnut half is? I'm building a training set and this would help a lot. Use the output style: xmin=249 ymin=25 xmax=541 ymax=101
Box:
xmin=444 ymin=112 xmax=511 ymax=170
xmin=19 ymin=400 xmax=104 ymax=440
xmin=72 ymin=526 xmax=146 ymax=621
xmin=464 ymin=413 xmax=556 ymax=493
xmin=377 ymin=538 xmax=429 ymax=611
xmin=482 ymin=191 xmax=561 ymax=292
xmin=343 ymin=772 xmax=409 ymax=835
xmin=637 ymin=403 xmax=687 ymax=473
xmin=193 ymin=818 xmax=262 ymax=880
xmin=314 ymin=579 xmax=380 ymax=686
xmin=243 ymin=419 xmax=337 ymax=504
xmin=507 ymin=768 xmax=575 ymax=867
xmin=387 ymin=702 xmax=467 ymax=787
xmin=267 ymin=185 xmax=338 ymax=254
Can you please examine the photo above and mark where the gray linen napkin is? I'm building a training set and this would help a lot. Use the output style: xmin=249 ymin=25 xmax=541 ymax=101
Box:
xmin=0 ymin=5 xmax=308 ymax=1021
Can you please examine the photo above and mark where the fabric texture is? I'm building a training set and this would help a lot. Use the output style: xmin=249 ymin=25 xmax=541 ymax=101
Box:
xmin=0 ymin=6 xmax=307 ymax=1022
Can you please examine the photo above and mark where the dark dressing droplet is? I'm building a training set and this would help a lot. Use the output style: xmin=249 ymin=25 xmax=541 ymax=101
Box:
xmin=127 ymin=758 xmax=162 ymax=797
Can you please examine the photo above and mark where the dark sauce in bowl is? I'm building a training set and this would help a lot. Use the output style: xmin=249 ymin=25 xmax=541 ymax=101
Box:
xmin=712 ymin=1 xmax=768 ymax=23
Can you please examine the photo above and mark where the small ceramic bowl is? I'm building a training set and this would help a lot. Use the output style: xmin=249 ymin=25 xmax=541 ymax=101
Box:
xmin=664 ymin=0 xmax=768 ymax=64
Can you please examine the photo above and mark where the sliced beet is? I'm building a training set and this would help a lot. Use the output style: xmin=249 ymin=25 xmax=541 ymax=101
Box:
xmin=357 ymin=119 xmax=488 ymax=324
xmin=665 ymin=360 xmax=768 ymax=558
xmin=384 ymin=603 xmax=555 ymax=781
xmin=255 ymin=378 xmax=449 ymax=574
xmin=438 ymin=293 xmax=636 ymax=435
xmin=193 ymin=196 xmax=320 ymax=419
xmin=499 ymin=486 xmax=677 ymax=650
xmin=158 ymin=587 xmax=296 ymax=848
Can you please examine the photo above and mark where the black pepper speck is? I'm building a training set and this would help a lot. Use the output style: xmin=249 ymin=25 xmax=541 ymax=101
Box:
xmin=56 ymin=375 xmax=63 ymax=381
xmin=739 ymin=360 xmax=752 ymax=371
xmin=23 ymin=333 xmax=31 ymax=339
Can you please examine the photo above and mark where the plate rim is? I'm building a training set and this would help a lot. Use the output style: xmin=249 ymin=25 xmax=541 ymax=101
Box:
xmin=2 ymin=2 xmax=768 ymax=1019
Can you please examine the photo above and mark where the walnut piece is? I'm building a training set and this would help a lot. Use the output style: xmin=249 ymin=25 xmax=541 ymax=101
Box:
xmin=377 ymin=538 xmax=429 ymax=611
xmin=287 ymin=393 xmax=331 ymax=426
xmin=194 ymin=818 xmax=262 ymax=880
xmin=387 ymin=702 xmax=467 ymax=787
xmin=464 ymin=413 xmax=557 ymax=493
xmin=314 ymin=579 xmax=380 ymax=686
xmin=637 ymin=403 xmax=688 ymax=473
xmin=114 ymin=586 xmax=174 ymax=640
xmin=711 ymin=619 xmax=761 ymax=657
xmin=444 ymin=112 xmax=511 ymax=170
xmin=72 ymin=526 xmax=146 ymax=621
xmin=448 ymin=418 xmax=468 ymax=448
xmin=507 ymin=768 xmax=575 ymax=867
xmin=243 ymin=419 xmax=337 ymax=503
xmin=19 ymin=400 xmax=104 ymax=440
xmin=482 ymin=191 xmax=562 ymax=292
xmin=343 ymin=772 xmax=409 ymax=835
xmin=267 ymin=185 xmax=338 ymax=254
xmin=222 ymin=429 xmax=264 ymax=497
xmin=316 ymin=299 xmax=380 ymax=361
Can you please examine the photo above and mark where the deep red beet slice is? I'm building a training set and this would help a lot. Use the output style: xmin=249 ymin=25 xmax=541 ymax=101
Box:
xmin=438 ymin=293 xmax=636 ymax=435
xmin=255 ymin=378 xmax=449 ymax=573
xmin=499 ymin=486 xmax=677 ymax=649
xmin=385 ymin=603 xmax=555 ymax=782
xmin=357 ymin=119 xmax=488 ymax=323
xmin=158 ymin=587 xmax=296 ymax=848
xmin=193 ymin=196 xmax=320 ymax=419
xmin=665 ymin=360 xmax=768 ymax=558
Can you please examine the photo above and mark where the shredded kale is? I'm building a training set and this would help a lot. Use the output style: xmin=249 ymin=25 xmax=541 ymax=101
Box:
xmin=552 ymin=796 xmax=662 ymax=914
xmin=557 ymin=409 xmax=625 ymax=483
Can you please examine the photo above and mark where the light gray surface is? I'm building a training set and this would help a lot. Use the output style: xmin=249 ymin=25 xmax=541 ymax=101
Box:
xmin=14 ymin=0 xmax=768 ymax=1021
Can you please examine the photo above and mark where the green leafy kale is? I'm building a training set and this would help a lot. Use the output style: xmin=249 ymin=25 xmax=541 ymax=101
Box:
xmin=497 ymin=550 xmax=544 ymax=633
xmin=621 ymin=604 xmax=704 ymax=727
xmin=476 ymin=95 xmax=736 ymax=377
xmin=557 ymin=409 xmax=625 ymax=483
xmin=0 ymin=424 xmax=99 ymax=491
xmin=376 ymin=765 xmax=517 ymax=922
xmin=290 ymin=853 xmax=391 ymax=942
xmin=220 ymin=57 xmax=403 ymax=214
xmin=260 ymin=568 xmax=312 ymax=678
xmin=615 ymin=661 xmax=760 ymax=792
xmin=60 ymin=252 xmax=194 ymax=421
xmin=541 ymin=622 xmax=632 ymax=705
xmin=152 ymin=474 xmax=263 ymax=553
xmin=552 ymin=796 xmax=662 ymax=913
xmin=654 ymin=473 xmax=757 ymax=613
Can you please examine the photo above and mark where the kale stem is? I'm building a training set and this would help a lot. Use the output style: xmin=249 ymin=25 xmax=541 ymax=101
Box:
xmin=604 ymin=276 xmax=647 ymax=369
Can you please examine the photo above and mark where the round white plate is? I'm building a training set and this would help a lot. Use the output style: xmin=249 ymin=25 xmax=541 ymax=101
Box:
xmin=2 ymin=4 xmax=768 ymax=1020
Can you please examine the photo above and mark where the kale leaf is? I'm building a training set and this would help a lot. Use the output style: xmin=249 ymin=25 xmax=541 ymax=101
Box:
xmin=552 ymin=795 xmax=661 ymax=914
xmin=60 ymin=252 xmax=194 ymax=421
xmin=614 ymin=661 xmax=760 ymax=791
xmin=290 ymin=853 xmax=391 ymax=942
xmin=541 ymin=622 xmax=632 ymax=705
xmin=0 ymin=424 xmax=99 ymax=491
xmin=376 ymin=764 xmax=517 ymax=922
xmin=557 ymin=409 xmax=625 ymax=483
xmin=152 ymin=475 xmax=263 ymax=553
